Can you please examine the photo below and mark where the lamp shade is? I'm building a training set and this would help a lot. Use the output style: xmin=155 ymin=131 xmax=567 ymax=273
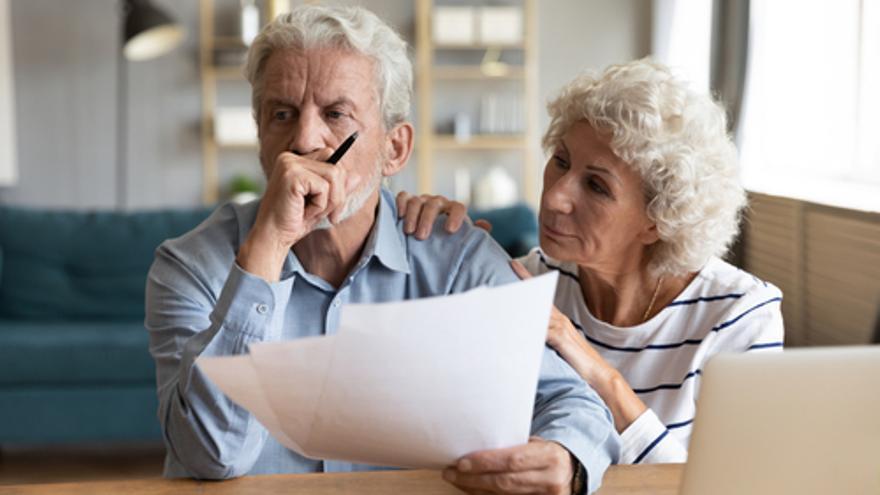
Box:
xmin=123 ymin=0 xmax=185 ymax=61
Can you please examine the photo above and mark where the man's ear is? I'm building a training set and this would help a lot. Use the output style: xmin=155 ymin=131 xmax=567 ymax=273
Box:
xmin=381 ymin=122 xmax=414 ymax=177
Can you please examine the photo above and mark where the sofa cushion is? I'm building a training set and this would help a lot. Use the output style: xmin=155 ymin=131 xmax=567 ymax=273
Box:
xmin=0 ymin=319 xmax=156 ymax=385
xmin=470 ymin=203 xmax=538 ymax=258
xmin=0 ymin=205 xmax=211 ymax=320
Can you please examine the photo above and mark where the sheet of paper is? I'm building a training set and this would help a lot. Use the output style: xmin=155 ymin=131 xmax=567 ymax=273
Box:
xmin=195 ymin=354 xmax=301 ymax=452
xmin=248 ymin=336 xmax=334 ymax=449
xmin=197 ymin=271 xmax=558 ymax=468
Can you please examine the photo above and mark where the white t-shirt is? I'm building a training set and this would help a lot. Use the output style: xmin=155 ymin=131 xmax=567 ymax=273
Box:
xmin=519 ymin=248 xmax=785 ymax=464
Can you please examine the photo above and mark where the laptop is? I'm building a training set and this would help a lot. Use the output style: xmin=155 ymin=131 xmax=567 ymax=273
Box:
xmin=680 ymin=346 xmax=880 ymax=495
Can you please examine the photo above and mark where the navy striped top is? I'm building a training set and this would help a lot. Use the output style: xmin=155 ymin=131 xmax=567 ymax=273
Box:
xmin=520 ymin=249 xmax=785 ymax=464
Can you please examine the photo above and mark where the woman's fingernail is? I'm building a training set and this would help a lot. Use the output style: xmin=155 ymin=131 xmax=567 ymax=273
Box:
xmin=458 ymin=459 xmax=472 ymax=472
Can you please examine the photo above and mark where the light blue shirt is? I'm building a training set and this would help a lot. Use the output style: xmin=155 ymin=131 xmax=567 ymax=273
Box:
xmin=145 ymin=187 xmax=619 ymax=493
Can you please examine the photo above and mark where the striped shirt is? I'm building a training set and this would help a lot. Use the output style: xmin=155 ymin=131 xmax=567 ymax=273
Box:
xmin=519 ymin=248 xmax=784 ymax=464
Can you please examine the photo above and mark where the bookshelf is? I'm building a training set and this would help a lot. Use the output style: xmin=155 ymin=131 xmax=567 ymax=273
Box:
xmin=414 ymin=0 xmax=539 ymax=206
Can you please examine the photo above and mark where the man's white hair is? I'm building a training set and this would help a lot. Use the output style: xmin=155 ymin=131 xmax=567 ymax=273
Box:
xmin=244 ymin=5 xmax=412 ymax=129
xmin=543 ymin=58 xmax=747 ymax=277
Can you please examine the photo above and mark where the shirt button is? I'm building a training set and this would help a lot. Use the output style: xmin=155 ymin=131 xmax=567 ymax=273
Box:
xmin=256 ymin=303 xmax=269 ymax=315
xmin=333 ymin=299 xmax=341 ymax=308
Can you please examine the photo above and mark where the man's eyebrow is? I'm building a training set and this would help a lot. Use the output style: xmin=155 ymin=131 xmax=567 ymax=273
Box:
xmin=323 ymin=97 xmax=356 ymax=108
xmin=265 ymin=97 xmax=297 ymax=108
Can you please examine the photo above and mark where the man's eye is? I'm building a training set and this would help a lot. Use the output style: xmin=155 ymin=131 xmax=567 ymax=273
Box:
xmin=326 ymin=110 xmax=344 ymax=120
xmin=273 ymin=110 xmax=292 ymax=121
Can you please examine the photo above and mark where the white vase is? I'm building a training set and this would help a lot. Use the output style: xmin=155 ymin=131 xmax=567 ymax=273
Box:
xmin=473 ymin=166 xmax=517 ymax=210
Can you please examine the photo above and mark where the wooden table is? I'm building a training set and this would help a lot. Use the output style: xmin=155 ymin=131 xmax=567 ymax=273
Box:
xmin=1 ymin=464 xmax=683 ymax=494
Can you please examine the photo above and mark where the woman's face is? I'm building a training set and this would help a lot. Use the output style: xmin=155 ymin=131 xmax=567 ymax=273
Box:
xmin=539 ymin=120 xmax=658 ymax=272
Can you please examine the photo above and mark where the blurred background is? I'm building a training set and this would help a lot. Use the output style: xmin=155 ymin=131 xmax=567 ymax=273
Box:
xmin=0 ymin=0 xmax=878 ymax=486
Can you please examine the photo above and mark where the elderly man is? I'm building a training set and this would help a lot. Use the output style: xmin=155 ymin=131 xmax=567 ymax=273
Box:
xmin=146 ymin=5 xmax=618 ymax=494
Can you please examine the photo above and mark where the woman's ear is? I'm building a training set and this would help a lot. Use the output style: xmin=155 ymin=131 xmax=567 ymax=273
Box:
xmin=638 ymin=222 xmax=661 ymax=246
xmin=382 ymin=122 xmax=414 ymax=177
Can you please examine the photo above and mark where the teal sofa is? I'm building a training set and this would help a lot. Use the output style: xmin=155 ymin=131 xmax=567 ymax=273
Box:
xmin=0 ymin=200 xmax=536 ymax=445
xmin=470 ymin=203 xmax=538 ymax=258
xmin=0 ymin=205 xmax=212 ymax=444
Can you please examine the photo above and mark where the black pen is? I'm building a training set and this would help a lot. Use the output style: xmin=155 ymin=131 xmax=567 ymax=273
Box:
xmin=326 ymin=131 xmax=359 ymax=165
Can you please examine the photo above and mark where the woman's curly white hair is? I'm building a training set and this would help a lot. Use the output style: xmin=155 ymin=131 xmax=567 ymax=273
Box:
xmin=542 ymin=58 xmax=747 ymax=277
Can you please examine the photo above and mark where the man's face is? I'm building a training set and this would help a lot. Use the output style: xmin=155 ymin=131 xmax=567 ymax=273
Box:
xmin=257 ymin=47 xmax=386 ymax=216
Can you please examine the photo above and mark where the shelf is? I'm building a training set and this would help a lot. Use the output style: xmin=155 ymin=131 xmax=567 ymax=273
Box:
xmin=432 ymin=134 xmax=527 ymax=150
xmin=432 ymin=65 xmax=525 ymax=80
xmin=433 ymin=43 xmax=525 ymax=51
xmin=213 ymin=35 xmax=247 ymax=49
xmin=215 ymin=141 xmax=258 ymax=150
xmin=208 ymin=65 xmax=246 ymax=80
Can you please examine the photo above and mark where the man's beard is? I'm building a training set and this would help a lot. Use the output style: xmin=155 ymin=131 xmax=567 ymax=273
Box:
xmin=312 ymin=158 xmax=383 ymax=231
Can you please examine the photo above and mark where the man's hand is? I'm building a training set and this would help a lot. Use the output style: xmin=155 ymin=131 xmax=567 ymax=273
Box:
xmin=237 ymin=151 xmax=355 ymax=282
xmin=442 ymin=437 xmax=575 ymax=495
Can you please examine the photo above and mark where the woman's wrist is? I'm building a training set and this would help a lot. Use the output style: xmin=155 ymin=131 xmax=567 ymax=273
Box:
xmin=590 ymin=365 xmax=620 ymax=397
xmin=598 ymin=371 xmax=648 ymax=433
xmin=551 ymin=322 xmax=576 ymax=352
xmin=559 ymin=328 xmax=611 ymax=385
xmin=551 ymin=321 xmax=648 ymax=433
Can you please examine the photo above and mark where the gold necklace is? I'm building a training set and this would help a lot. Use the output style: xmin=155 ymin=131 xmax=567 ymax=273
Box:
xmin=642 ymin=276 xmax=664 ymax=323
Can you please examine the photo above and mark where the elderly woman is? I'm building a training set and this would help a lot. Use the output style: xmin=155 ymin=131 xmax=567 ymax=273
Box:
xmin=399 ymin=58 xmax=784 ymax=464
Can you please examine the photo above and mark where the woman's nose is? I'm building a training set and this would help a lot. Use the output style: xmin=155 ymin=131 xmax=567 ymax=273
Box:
xmin=543 ymin=173 xmax=576 ymax=215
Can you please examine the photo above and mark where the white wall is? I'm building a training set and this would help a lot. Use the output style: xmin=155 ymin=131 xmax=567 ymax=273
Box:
xmin=0 ymin=0 xmax=200 ymax=209
xmin=0 ymin=0 xmax=16 ymax=186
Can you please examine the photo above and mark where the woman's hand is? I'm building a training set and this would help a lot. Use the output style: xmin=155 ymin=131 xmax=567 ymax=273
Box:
xmin=510 ymin=261 xmax=610 ymax=380
xmin=510 ymin=260 xmax=648 ymax=433
xmin=395 ymin=191 xmax=491 ymax=240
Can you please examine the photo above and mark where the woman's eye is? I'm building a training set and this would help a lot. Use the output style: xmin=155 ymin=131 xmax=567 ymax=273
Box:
xmin=326 ymin=110 xmax=345 ymax=120
xmin=553 ymin=155 xmax=569 ymax=169
xmin=588 ymin=178 xmax=608 ymax=196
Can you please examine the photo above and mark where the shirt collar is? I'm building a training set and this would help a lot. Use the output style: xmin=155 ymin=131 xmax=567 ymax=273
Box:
xmin=367 ymin=187 xmax=411 ymax=274
xmin=282 ymin=187 xmax=411 ymax=280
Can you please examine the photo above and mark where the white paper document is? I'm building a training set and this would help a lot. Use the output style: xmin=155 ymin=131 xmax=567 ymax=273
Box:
xmin=196 ymin=271 xmax=558 ymax=468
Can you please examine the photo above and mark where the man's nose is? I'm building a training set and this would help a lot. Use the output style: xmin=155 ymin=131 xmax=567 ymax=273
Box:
xmin=287 ymin=111 xmax=324 ymax=156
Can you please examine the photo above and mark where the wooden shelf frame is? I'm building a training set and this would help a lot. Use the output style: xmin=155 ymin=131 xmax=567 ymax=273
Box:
xmin=433 ymin=135 xmax=528 ymax=150
xmin=433 ymin=42 xmax=526 ymax=51
xmin=432 ymin=65 xmax=525 ymax=80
